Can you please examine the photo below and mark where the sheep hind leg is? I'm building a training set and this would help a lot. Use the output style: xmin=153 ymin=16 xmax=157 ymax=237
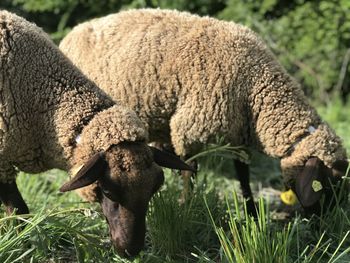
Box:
xmin=0 ymin=181 xmax=29 ymax=215
xmin=234 ymin=160 xmax=257 ymax=217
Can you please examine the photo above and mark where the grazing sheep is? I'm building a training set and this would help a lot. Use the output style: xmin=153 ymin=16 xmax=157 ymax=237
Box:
xmin=0 ymin=10 xmax=193 ymax=258
xmin=59 ymin=9 xmax=348 ymax=214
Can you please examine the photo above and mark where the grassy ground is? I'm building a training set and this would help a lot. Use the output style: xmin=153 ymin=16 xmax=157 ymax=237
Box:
xmin=1 ymin=102 xmax=350 ymax=262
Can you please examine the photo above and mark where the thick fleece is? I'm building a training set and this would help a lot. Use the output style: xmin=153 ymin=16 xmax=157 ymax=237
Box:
xmin=0 ymin=11 xmax=147 ymax=196
xmin=59 ymin=9 xmax=347 ymax=186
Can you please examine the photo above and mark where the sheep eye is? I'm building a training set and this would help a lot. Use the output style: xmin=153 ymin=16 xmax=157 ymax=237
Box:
xmin=102 ymin=189 xmax=116 ymax=200
xmin=98 ymin=179 xmax=121 ymax=202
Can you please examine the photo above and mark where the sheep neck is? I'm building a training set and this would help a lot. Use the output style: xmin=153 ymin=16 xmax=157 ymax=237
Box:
xmin=284 ymin=125 xmax=317 ymax=157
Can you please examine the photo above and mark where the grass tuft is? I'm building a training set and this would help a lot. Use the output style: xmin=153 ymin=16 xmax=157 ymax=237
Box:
xmin=208 ymin=193 xmax=293 ymax=263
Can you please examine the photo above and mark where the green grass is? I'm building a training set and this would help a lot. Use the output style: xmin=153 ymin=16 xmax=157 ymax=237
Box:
xmin=209 ymin=195 xmax=294 ymax=263
xmin=209 ymin=193 xmax=350 ymax=263
xmin=1 ymin=101 xmax=350 ymax=262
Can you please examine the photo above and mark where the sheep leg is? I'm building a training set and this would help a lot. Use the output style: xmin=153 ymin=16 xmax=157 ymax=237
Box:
xmin=180 ymin=159 xmax=197 ymax=203
xmin=234 ymin=160 xmax=257 ymax=217
xmin=0 ymin=181 xmax=29 ymax=215
xmin=150 ymin=142 xmax=197 ymax=202
xmin=181 ymin=170 xmax=192 ymax=202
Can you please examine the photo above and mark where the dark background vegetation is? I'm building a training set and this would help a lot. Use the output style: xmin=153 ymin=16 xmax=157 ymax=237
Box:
xmin=1 ymin=0 xmax=350 ymax=104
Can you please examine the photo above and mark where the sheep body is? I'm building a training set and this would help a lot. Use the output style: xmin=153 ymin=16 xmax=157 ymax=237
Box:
xmin=0 ymin=10 xmax=148 ymax=184
xmin=0 ymin=10 xmax=172 ymax=257
xmin=59 ymin=9 xmax=346 ymax=188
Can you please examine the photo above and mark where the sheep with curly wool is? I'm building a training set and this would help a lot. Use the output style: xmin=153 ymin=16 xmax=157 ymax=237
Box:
xmin=59 ymin=8 xmax=348 ymax=214
xmin=0 ymin=10 xmax=192 ymax=258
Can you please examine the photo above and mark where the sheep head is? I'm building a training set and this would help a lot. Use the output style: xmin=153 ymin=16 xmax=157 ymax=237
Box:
xmin=60 ymin=141 xmax=193 ymax=257
xmin=280 ymin=124 xmax=348 ymax=214
xmin=293 ymin=157 xmax=349 ymax=215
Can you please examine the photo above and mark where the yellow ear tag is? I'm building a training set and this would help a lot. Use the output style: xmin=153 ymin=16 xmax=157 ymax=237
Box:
xmin=312 ymin=180 xmax=323 ymax=192
xmin=280 ymin=189 xmax=297 ymax=205
xmin=70 ymin=164 xmax=84 ymax=178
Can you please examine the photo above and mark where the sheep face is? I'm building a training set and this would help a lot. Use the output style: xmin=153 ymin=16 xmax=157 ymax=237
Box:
xmin=293 ymin=157 xmax=349 ymax=214
xmin=99 ymin=142 xmax=164 ymax=257
xmin=60 ymin=142 xmax=193 ymax=257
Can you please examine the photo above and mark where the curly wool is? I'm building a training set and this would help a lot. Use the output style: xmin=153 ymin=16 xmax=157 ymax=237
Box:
xmin=71 ymin=104 xmax=149 ymax=202
xmin=0 ymin=10 xmax=147 ymax=196
xmin=72 ymin=105 xmax=148 ymax=166
xmin=281 ymin=124 xmax=346 ymax=186
xmin=60 ymin=9 xmax=347 ymax=185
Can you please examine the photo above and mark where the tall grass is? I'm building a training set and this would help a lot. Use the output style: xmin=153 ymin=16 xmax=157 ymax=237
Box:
xmin=1 ymin=165 xmax=350 ymax=262
xmin=207 ymin=190 xmax=350 ymax=263
xmin=146 ymin=170 xmax=226 ymax=261
xmin=208 ymin=193 xmax=293 ymax=263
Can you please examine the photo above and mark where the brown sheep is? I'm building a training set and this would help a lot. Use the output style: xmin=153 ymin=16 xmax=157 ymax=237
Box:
xmin=0 ymin=10 xmax=193 ymax=258
xmin=60 ymin=9 xmax=348 ymax=215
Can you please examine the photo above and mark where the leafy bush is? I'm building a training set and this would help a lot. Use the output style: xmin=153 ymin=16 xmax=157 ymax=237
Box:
xmin=219 ymin=0 xmax=350 ymax=101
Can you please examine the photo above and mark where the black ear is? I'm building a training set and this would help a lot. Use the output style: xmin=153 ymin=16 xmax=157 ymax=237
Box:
xmin=332 ymin=160 xmax=349 ymax=178
xmin=60 ymin=152 xmax=108 ymax=192
xmin=149 ymin=146 xmax=196 ymax=172
xmin=295 ymin=157 xmax=325 ymax=208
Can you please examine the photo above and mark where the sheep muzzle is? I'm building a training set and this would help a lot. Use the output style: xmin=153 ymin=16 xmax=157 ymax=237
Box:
xmin=100 ymin=195 xmax=145 ymax=258
xmin=294 ymin=157 xmax=349 ymax=214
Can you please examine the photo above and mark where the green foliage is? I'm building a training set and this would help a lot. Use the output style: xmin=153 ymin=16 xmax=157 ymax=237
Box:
xmin=4 ymin=0 xmax=129 ymax=42
xmin=0 ymin=172 xmax=116 ymax=262
xmin=209 ymin=193 xmax=350 ymax=263
xmin=219 ymin=0 xmax=350 ymax=101
xmin=147 ymin=172 xmax=224 ymax=260
xmin=317 ymin=98 xmax=350 ymax=152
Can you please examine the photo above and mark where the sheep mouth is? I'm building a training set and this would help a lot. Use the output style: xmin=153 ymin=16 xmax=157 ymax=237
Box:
xmin=108 ymin=211 xmax=145 ymax=258
xmin=113 ymin=241 xmax=143 ymax=258
xmin=100 ymin=195 xmax=145 ymax=257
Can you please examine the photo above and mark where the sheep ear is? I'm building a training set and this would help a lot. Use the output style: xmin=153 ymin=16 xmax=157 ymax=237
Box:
xmin=332 ymin=160 xmax=349 ymax=177
xmin=149 ymin=146 xmax=196 ymax=172
xmin=295 ymin=157 xmax=324 ymax=208
xmin=60 ymin=152 xmax=108 ymax=192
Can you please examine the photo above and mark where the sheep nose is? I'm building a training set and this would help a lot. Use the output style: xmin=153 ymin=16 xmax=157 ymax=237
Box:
xmin=124 ymin=248 xmax=140 ymax=259
xmin=125 ymin=249 xmax=132 ymax=257
xmin=113 ymin=240 xmax=143 ymax=258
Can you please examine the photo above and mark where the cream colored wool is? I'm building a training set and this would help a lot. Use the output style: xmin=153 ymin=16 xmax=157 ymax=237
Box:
xmin=0 ymin=11 xmax=148 ymax=200
xmin=60 ymin=9 xmax=347 ymax=187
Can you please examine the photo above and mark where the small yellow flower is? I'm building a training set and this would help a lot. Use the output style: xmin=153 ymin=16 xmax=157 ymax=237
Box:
xmin=280 ymin=189 xmax=297 ymax=205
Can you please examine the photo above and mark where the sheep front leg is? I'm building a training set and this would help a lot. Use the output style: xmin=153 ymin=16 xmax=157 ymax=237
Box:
xmin=180 ymin=159 xmax=197 ymax=202
xmin=234 ymin=160 xmax=257 ymax=217
xmin=149 ymin=142 xmax=196 ymax=202
xmin=0 ymin=181 xmax=29 ymax=215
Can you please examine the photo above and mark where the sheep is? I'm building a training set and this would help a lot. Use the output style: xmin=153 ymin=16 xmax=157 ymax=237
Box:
xmin=0 ymin=10 xmax=193 ymax=258
xmin=59 ymin=8 xmax=349 ymax=215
